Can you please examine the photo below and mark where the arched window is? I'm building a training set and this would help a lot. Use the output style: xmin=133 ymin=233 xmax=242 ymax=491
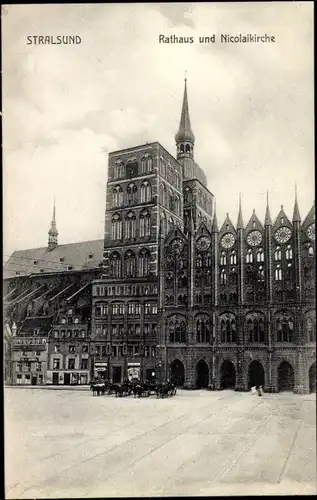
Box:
xmin=196 ymin=255 xmax=203 ymax=268
xmin=230 ymin=268 xmax=237 ymax=284
xmin=160 ymin=158 xmax=166 ymax=177
xmin=286 ymin=245 xmax=292 ymax=260
xmin=220 ymin=269 xmax=227 ymax=285
xmin=174 ymin=195 xmax=180 ymax=216
xmin=308 ymin=245 xmax=314 ymax=257
xmin=247 ymin=318 xmax=253 ymax=342
xmin=175 ymin=173 xmax=180 ymax=189
xmin=127 ymin=183 xmax=137 ymax=205
xmin=220 ymin=252 xmax=226 ymax=266
xmin=246 ymin=249 xmax=253 ymax=263
xmin=275 ymin=265 xmax=282 ymax=281
xmin=169 ymin=191 xmax=174 ymax=211
xmin=184 ymin=187 xmax=192 ymax=204
xmin=112 ymin=186 xmax=123 ymax=207
xmin=140 ymin=181 xmax=151 ymax=203
xmin=169 ymin=317 xmax=186 ymax=343
xmin=147 ymin=156 xmax=153 ymax=172
xmin=285 ymin=263 xmax=292 ymax=280
xmin=196 ymin=316 xmax=210 ymax=343
xmin=256 ymin=248 xmax=264 ymax=262
xmin=276 ymin=312 xmax=294 ymax=342
xmin=274 ymin=247 xmax=281 ymax=260
xmin=219 ymin=314 xmax=236 ymax=343
xmin=138 ymin=250 xmax=150 ymax=277
xmin=124 ymin=250 xmax=136 ymax=278
xmin=140 ymin=210 xmax=151 ymax=238
xmin=125 ymin=212 xmax=136 ymax=239
xmin=247 ymin=313 xmax=265 ymax=343
xmin=160 ymin=211 xmax=167 ymax=236
xmin=168 ymin=217 xmax=174 ymax=232
xmin=109 ymin=252 xmax=121 ymax=277
xmin=306 ymin=315 xmax=315 ymax=342
xmin=141 ymin=157 xmax=147 ymax=174
xmin=230 ymin=251 xmax=237 ymax=265
xmin=126 ymin=161 xmax=138 ymax=178
xmin=111 ymin=214 xmax=122 ymax=240
xmin=257 ymin=266 xmax=265 ymax=282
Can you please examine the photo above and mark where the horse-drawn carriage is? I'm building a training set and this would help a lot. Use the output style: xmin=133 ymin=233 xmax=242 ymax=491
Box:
xmin=90 ymin=379 xmax=177 ymax=398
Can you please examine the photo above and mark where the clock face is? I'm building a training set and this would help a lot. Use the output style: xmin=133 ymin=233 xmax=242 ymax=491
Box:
xmin=274 ymin=226 xmax=292 ymax=244
xmin=221 ymin=232 xmax=235 ymax=249
xmin=196 ymin=236 xmax=211 ymax=251
xmin=246 ymin=230 xmax=262 ymax=247
xmin=307 ymin=223 xmax=315 ymax=242
xmin=171 ymin=238 xmax=184 ymax=253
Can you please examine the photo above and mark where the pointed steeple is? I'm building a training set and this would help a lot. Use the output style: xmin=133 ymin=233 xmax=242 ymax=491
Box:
xmin=292 ymin=184 xmax=301 ymax=223
xmin=175 ymin=75 xmax=195 ymax=156
xmin=265 ymin=191 xmax=272 ymax=226
xmin=237 ymin=193 xmax=244 ymax=229
xmin=48 ymin=198 xmax=58 ymax=251
xmin=212 ymin=200 xmax=219 ymax=233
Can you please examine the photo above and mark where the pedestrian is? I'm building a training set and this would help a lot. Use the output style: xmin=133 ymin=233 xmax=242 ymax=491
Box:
xmin=259 ymin=385 xmax=263 ymax=396
xmin=250 ymin=386 xmax=257 ymax=395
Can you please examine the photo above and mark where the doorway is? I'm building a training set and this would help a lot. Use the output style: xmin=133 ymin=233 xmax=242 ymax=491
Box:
xmin=52 ymin=372 xmax=59 ymax=385
xmin=31 ymin=375 xmax=37 ymax=386
xmin=196 ymin=360 xmax=209 ymax=388
xmin=220 ymin=360 xmax=236 ymax=389
xmin=64 ymin=373 xmax=71 ymax=385
xmin=248 ymin=360 xmax=265 ymax=389
xmin=278 ymin=361 xmax=294 ymax=392
xmin=170 ymin=359 xmax=185 ymax=386
xmin=112 ymin=366 xmax=122 ymax=384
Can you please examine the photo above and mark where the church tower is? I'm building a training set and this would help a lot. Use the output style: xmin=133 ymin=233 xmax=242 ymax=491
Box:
xmin=48 ymin=199 xmax=58 ymax=251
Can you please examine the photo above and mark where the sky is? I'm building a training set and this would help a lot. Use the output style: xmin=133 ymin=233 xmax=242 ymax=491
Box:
xmin=2 ymin=2 xmax=314 ymax=260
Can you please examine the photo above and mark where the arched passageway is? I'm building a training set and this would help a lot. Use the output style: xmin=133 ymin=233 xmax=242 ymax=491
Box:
xmin=220 ymin=360 xmax=236 ymax=390
xmin=170 ymin=359 xmax=185 ymax=386
xmin=278 ymin=361 xmax=294 ymax=392
xmin=309 ymin=362 xmax=316 ymax=393
xmin=196 ymin=359 xmax=209 ymax=388
xmin=248 ymin=360 xmax=265 ymax=389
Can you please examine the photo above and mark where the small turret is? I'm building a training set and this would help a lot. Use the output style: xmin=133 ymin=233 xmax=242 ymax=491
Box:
xmin=237 ymin=193 xmax=244 ymax=230
xmin=264 ymin=191 xmax=272 ymax=226
xmin=48 ymin=199 xmax=58 ymax=251
xmin=292 ymin=184 xmax=301 ymax=223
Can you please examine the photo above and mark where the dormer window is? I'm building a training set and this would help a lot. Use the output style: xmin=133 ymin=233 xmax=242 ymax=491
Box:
xmin=60 ymin=257 xmax=64 ymax=262
xmin=33 ymin=260 xmax=38 ymax=265
xmin=88 ymin=253 xmax=93 ymax=259
xmin=281 ymin=217 xmax=284 ymax=224
xmin=252 ymin=221 xmax=255 ymax=228
xmin=68 ymin=265 xmax=73 ymax=270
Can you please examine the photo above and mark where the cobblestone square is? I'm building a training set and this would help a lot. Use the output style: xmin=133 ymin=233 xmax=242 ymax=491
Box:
xmin=5 ymin=387 xmax=316 ymax=498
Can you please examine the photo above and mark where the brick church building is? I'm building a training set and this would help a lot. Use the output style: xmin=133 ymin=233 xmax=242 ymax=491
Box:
xmin=4 ymin=80 xmax=316 ymax=393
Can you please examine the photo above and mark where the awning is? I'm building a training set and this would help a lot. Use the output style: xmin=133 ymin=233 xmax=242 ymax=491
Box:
xmin=95 ymin=362 xmax=108 ymax=368
xmin=12 ymin=285 xmax=44 ymax=305
xmin=128 ymin=363 xmax=140 ymax=367
xmin=49 ymin=283 xmax=74 ymax=302
xmin=5 ymin=288 xmax=31 ymax=305
xmin=66 ymin=283 xmax=89 ymax=302
xmin=4 ymin=287 xmax=17 ymax=300
xmin=33 ymin=284 xmax=59 ymax=302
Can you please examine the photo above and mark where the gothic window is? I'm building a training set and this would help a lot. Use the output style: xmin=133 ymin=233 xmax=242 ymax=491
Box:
xmin=147 ymin=156 xmax=153 ymax=172
xmin=140 ymin=210 xmax=151 ymax=238
xmin=247 ymin=314 xmax=265 ymax=343
xmin=274 ymin=247 xmax=281 ymax=260
xmin=141 ymin=157 xmax=147 ymax=174
xmin=169 ymin=191 xmax=174 ymax=211
xmin=219 ymin=314 xmax=236 ymax=343
xmin=305 ymin=314 xmax=315 ymax=342
xmin=159 ymin=184 xmax=165 ymax=205
xmin=140 ymin=181 xmax=152 ymax=203
xmin=285 ymin=263 xmax=292 ymax=280
xmin=308 ymin=245 xmax=314 ymax=257
xmin=160 ymin=158 xmax=166 ymax=177
xmin=184 ymin=187 xmax=192 ymax=204
xmin=109 ymin=252 xmax=121 ymax=277
xmin=286 ymin=245 xmax=292 ymax=260
xmin=126 ymin=161 xmax=138 ymax=178
xmin=246 ymin=249 xmax=253 ymax=263
xmin=196 ymin=255 xmax=203 ymax=268
xmin=220 ymin=252 xmax=226 ymax=266
xmin=174 ymin=195 xmax=180 ymax=216
xmin=124 ymin=250 xmax=136 ymax=278
xmin=257 ymin=266 xmax=265 ymax=282
xmin=175 ymin=173 xmax=180 ymax=189
xmin=196 ymin=294 xmax=203 ymax=304
xmin=112 ymin=186 xmax=123 ymax=207
xmin=196 ymin=316 xmax=210 ymax=343
xmin=138 ymin=249 xmax=150 ymax=277
xmin=230 ymin=268 xmax=237 ymax=285
xmin=220 ymin=293 xmax=227 ymax=304
xmin=168 ymin=217 xmax=174 ymax=232
xmin=127 ymin=183 xmax=138 ymax=205
xmin=276 ymin=312 xmax=294 ymax=342
xmin=275 ymin=265 xmax=282 ymax=281
xmin=111 ymin=214 xmax=122 ymax=240
xmin=229 ymin=292 xmax=238 ymax=304
xmin=256 ymin=248 xmax=264 ymax=262
xmin=230 ymin=251 xmax=237 ymax=265
xmin=303 ymin=266 xmax=309 ymax=280
xmin=125 ymin=211 xmax=136 ymax=239
xmin=178 ymin=272 xmax=187 ymax=287
xmin=180 ymin=144 xmax=184 ymax=153
xmin=169 ymin=317 xmax=186 ymax=343
xmin=220 ymin=269 xmax=227 ymax=285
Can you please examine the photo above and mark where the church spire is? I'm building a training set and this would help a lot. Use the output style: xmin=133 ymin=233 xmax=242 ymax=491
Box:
xmin=175 ymin=74 xmax=195 ymax=159
xmin=48 ymin=198 xmax=58 ymax=251
xmin=212 ymin=200 xmax=219 ymax=232
xmin=292 ymin=183 xmax=301 ymax=222
xmin=265 ymin=191 xmax=272 ymax=226
xmin=237 ymin=193 xmax=244 ymax=229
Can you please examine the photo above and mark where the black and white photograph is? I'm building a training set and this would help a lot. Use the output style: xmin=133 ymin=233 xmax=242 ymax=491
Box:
xmin=2 ymin=2 xmax=315 ymax=498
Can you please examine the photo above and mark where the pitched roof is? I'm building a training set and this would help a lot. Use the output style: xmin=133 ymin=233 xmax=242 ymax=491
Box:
xmin=3 ymin=239 xmax=104 ymax=279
